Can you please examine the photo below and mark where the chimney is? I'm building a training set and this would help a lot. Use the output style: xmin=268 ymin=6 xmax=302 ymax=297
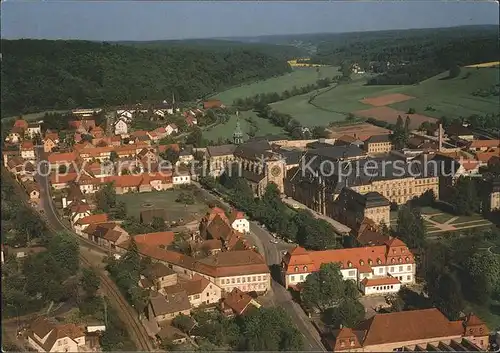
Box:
xmin=438 ymin=123 xmax=443 ymax=152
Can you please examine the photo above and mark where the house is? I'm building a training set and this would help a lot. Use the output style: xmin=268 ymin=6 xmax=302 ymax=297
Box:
xmin=325 ymin=309 xmax=489 ymax=352
xmin=364 ymin=134 xmax=393 ymax=154
xmin=73 ymin=213 xmax=109 ymax=235
xmin=23 ymin=180 xmax=41 ymax=201
xmin=157 ymin=325 xmax=188 ymax=345
xmin=134 ymin=231 xmax=175 ymax=248
xmin=27 ymin=317 xmax=89 ymax=352
xmin=140 ymin=263 xmax=179 ymax=291
xmin=70 ymin=204 xmax=92 ymax=225
xmin=26 ymin=121 xmax=42 ymax=138
xmin=203 ymin=100 xmax=224 ymax=110
xmin=83 ymin=222 xmax=129 ymax=250
xmin=14 ymin=118 xmax=29 ymax=131
xmin=220 ymin=288 xmax=261 ymax=317
xmin=228 ymin=210 xmax=250 ymax=234
xmin=173 ymin=170 xmax=191 ymax=185
xmin=6 ymin=126 xmax=24 ymax=144
xmin=165 ymin=123 xmax=179 ymax=136
xmin=185 ymin=116 xmax=198 ymax=127
xmin=147 ymin=291 xmax=191 ymax=324
xmin=114 ymin=118 xmax=128 ymax=136
xmin=178 ymin=147 xmax=194 ymax=165
xmin=282 ymin=238 xmax=415 ymax=295
xmin=43 ymin=134 xmax=59 ymax=153
xmin=20 ymin=141 xmax=35 ymax=160
xmin=140 ymin=208 xmax=168 ymax=225
xmin=468 ymin=139 xmax=500 ymax=152
xmin=446 ymin=124 xmax=474 ymax=141
xmin=47 ymin=152 xmax=79 ymax=170
xmin=163 ymin=274 xmax=222 ymax=308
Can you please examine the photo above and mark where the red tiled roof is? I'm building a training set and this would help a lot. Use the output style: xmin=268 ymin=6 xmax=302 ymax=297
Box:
xmin=14 ymin=119 xmax=29 ymax=130
xmin=469 ymin=139 xmax=500 ymax=149
xmin=158 ymin=144 xmax=180 ymax=153
xmin=476 ymin=149 xmax=500 ymax=164
xmin=75 ymin=213 xmax=109 ymax=225
xmin=20 ymin=141 xmax=34 ymax=150
xmin=48 ymin=152 xmax=78 ymax=163
xmin=361 ymin=276 xmax=400 ymax=287
xmin=222 ymin=288 xmax=254 ymax=315
xmin=134 ymin=231 xmax=175 ymax=247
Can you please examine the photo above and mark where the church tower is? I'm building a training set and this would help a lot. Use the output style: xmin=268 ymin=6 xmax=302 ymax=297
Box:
xmin=233 ymin=111 xmax=243 ymax=145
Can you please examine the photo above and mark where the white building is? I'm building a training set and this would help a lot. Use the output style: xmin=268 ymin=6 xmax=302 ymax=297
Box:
xmin=173 ymin=171 xmax=191 ymax=185
xmin=27 ymin=317 xmax=88 ymax=352
xmin=26 ymin=122 xmax=42 ymax=138
xmin=114 ymin=118 xmax=128 ymax=136
xmin=229 ymin=210 xmax=250 ymax=234
xmin=281 ymin=237 xmax=415 ymax=296
xmin=165 ymin=123 xmax=179 ymax=136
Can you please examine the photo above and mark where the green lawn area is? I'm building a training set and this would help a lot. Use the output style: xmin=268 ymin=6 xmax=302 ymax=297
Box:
xmin=449 ymin=214 xmax=486 ymax=225
xmin=211 ymin=66 xmax=340 ymax=105
xmin=419 ymin=206 xmax=443 ymax=215
xmin=202 ymin=111 xmax=286 ymax=142
xmin=390 ymin=68 xmax=500 ymax=119
xmin=117 ymin=189 xmax=209 ymax=223
xmin=429 ymin=213 xmax=454 ymax=224
xmin=3 ymin=110 xmax=68 ymax=122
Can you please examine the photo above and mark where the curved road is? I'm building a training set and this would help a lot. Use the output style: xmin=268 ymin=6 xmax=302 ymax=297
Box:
xmin=34 ymin=147 xmax=153 ymax=352
xmin=193 ymin=182 xmax=326 ymax=352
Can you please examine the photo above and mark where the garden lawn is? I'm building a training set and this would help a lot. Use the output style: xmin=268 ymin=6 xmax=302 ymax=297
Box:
xmin=202 ymin=111 xmax=286 ymax=142
xmin=429 ymin=213 xmax=454 ymax=224
xmin=449 ymin=214 xmax=486 ymax=225
xmin=211 ymin=66 xmax=340 ymax=104
xmin=117 ymin=189 xmax=209 ymax=223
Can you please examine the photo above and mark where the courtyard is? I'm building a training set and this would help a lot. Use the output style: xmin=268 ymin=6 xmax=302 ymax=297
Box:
xmin=117 ymin=188 xmax=210 ymax=224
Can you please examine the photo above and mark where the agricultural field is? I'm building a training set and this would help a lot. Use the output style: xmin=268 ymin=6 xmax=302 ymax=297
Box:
xmin=202 ymin=110 xmax=285 ymax=142
xmin=211 ymin=66 xmax=340 ymax=105
xmin=270 ymin=67 xmax=499 ymax=128
xmin=117 ymin=188 xmax=209 ymax=224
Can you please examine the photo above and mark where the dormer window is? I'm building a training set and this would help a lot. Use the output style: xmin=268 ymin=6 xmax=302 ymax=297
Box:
xmin=360 ymin=260 xmax=364 ymax=266
xmin=398 ymin=258 xmax=402 ymax=263
xmin=350 ymin=340 xmax=355 ymax=347
xmin=402 ymin=248 xmax=406 ymax=253
xmin=405 ymin=257 xmax=410 ymax=262
xmin=340 ymin=341 xmax=345 ymax=348
xmin=391 ymin=258 xmax=396 ymax=264
xmin=368 ymin=259 xmax=373 ymax=265
xmin=303 ymin=266 xmax=308 ymax=272
xmin=348 ymin=261 xmax=353 ymax=268
xmin=377 ymin=258 xmax=382 ymax=264
xmin=392 ymin=249 xmax=396 ymax=254
xmin=294 ymin=266 xmax=299 ymax=272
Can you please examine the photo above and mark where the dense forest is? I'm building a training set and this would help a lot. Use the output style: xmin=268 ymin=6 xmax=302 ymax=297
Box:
xmin=114 ymin=39 xmax=306 ymax=60
xmin=309 ymin=25 xmax=499 ymax=85
xmin=1 ymin=39 xmax=292 ymax=117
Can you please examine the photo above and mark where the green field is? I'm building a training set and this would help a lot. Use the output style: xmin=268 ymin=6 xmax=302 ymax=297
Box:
xmin=117 ymin=189 xmax=209 ymax=223
xmin=268 ymin=67 xmax=499 ymax=127
xmin=211 ymin=66 xmax=340 ymax=104
xmin=203 ymin=111 xmax=286 ymax=142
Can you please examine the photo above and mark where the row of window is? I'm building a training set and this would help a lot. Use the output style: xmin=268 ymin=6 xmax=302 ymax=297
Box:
xmin=371 ymin=284 xmax=396 ymax=291
xmin=220 ymin=275 xmax=266 ymax=285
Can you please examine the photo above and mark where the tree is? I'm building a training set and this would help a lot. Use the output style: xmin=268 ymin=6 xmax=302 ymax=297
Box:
xmin=172 ymin=313 xmax=194 ymax=333
xmin=426 ymin=270 xmax=464 ymax=320
xmin=396 ymin=205 xmax=426 ymax=249
xmin=160 ymin=148 xmax=180 ymax=166
xmin=81 ymin=268 xmax=100 ymax=298
xmin=449 ymin=177 xmax=480 ymax=215
xmin=95 ymin=183 xmax=117 ymax=213
xmin=109 ymin=151 xmax=119 ymax=162
xmin=48 ymin=232 xmax=80 ymax=276
xmin=390 ymin=115 xmax=408 ymax=149
xmin=462 ymin=251 xmax=500 ymax=303
xmin=151 ymin=216 xmax=166 ymax=231
xmin=407 ymin=108 xmax=416 ymax=114
xmin=323 ymin=298 xmax=365 ymax=328
xmin=186 ymin=127 xmax=204 ymax=147
xmin=301 ymin=263 xmax=358 ymax=313
xmin=448 ymin=64 xmax=461 ymax=79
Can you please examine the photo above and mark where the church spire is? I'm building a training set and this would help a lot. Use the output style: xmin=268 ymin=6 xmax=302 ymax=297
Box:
xmin=233 ymin=111 xmax=243 ymax=145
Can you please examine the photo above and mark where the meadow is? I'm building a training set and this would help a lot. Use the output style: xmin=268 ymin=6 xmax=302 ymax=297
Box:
xmin=202 ymin=110 xmax=286 ymax=142
xmin=269 ymin=67 xmax=499 ymax=127
xmin=211 ymin=66 xmax=341 ymax=105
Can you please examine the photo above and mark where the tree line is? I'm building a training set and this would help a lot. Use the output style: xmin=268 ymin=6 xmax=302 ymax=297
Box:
xmin=200 ymin=176 xmax=344 ymax=251
xmin=1 ymin=39 xmax=292 ymax=117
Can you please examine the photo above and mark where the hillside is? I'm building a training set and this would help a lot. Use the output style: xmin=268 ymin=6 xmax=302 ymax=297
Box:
xmin=113 ymin=39 xmax=307 ymax=60
xmin=0 ymin=39 xmax=292 ymax=117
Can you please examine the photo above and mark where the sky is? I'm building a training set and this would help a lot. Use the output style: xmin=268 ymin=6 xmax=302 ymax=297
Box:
xmin=1 ymin=1 xmax=499 ymax=41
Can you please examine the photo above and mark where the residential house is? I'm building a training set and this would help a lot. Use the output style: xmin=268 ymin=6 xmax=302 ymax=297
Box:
xmin=173 ymin=169 xmax=191 ymax=185
xmin=446 ymin=124 xmax=474 ymax=141
xmin=20 ymin=141 xmax=36 ymax=160
xmin=27 ymin=317 xmax=89 ymax=352
xmin=178 ymin=147 xmax=194 ymax=166
xmin=203 ymin=214 xmax=249 ymax=252
xmin=325 ymin=309 xmax=489 ymax=352
xmin=47 ymin=152 xmax=79 ymax=170
xmin=114 ymin=118 xmax=128 ymax=135
xmin=364 ymin=134 xmax=393 ymax=154
xmin=228 ymin=210 xmax=250 ymax=234
xmin=165 ymin=123 xmax=179 ymax=136
xmin=220 ymin=288 xmax=261 ymax=317
xmin=157 ymin=326 xmax=188 ymax=345
xmin=14 ymin=118 xmax=29 ymax=131
xmin=282 ymin=237 xmax=415 ymax=295
xmin=140 ymin=262 xmax=179 ymax=291
xmin=83 ymin=222 xmax=129 ymax=250
xmin=26 ymin=121 xmax=42 ymax=138
xmin=73 ymin=213 xmax=109 ymax=236
xmin=147 ymin=291 xmax=191 ymax=323
xmin=6 ymin=126 xmax=25 ymax=144
xmin=185 ymin=115 xmax=198 ymax=127
xmin=163 ymin=274 xmax=222 ymax=308
xmin=23 ymin=180 xmax=41 ymax=202
xmin=70 ymin=203 xmax=92 ymax=225
xmin=134 ymin=231 xmax=175 ymax=248
xmin=43 ymin=133 xmax=59 ymax=153
xmin=3 ymin=150 xmax=21 ymax=167
xmin=468 ymin=139 xmax=500 ymax=153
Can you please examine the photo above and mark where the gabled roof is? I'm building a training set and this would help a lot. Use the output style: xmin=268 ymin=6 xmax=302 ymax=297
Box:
xmin=163 ymin=274 xmax=212 ymax=296
xmin=75 ymin=213 xmax=109 ymax=226
xmin=149 ymin=291 xmax=191 ymax=316
xmin=134 ymin=231 xmax=175 ymax=247
xmin=222 ymin=288 xmax=256 ymax=315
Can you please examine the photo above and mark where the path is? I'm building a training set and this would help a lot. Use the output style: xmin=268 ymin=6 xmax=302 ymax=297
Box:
xmin=423 ymin=214 xmax=493 ymax=234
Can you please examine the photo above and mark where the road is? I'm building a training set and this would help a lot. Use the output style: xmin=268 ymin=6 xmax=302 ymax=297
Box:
xmin=193 ymin=182 xmax=326 ymax=351
xmin=34 ymin=147 xmax=154 ymax=352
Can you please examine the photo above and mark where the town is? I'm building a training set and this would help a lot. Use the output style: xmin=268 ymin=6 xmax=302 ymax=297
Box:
xmin=2 ymin=3 xmax=500 ymax=352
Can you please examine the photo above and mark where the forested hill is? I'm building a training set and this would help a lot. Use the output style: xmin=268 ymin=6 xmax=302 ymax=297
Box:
xmin=0 ymin=39 xmax=292 ymax=117
xmin=114 ymin=39 xmax=307 ymax=61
